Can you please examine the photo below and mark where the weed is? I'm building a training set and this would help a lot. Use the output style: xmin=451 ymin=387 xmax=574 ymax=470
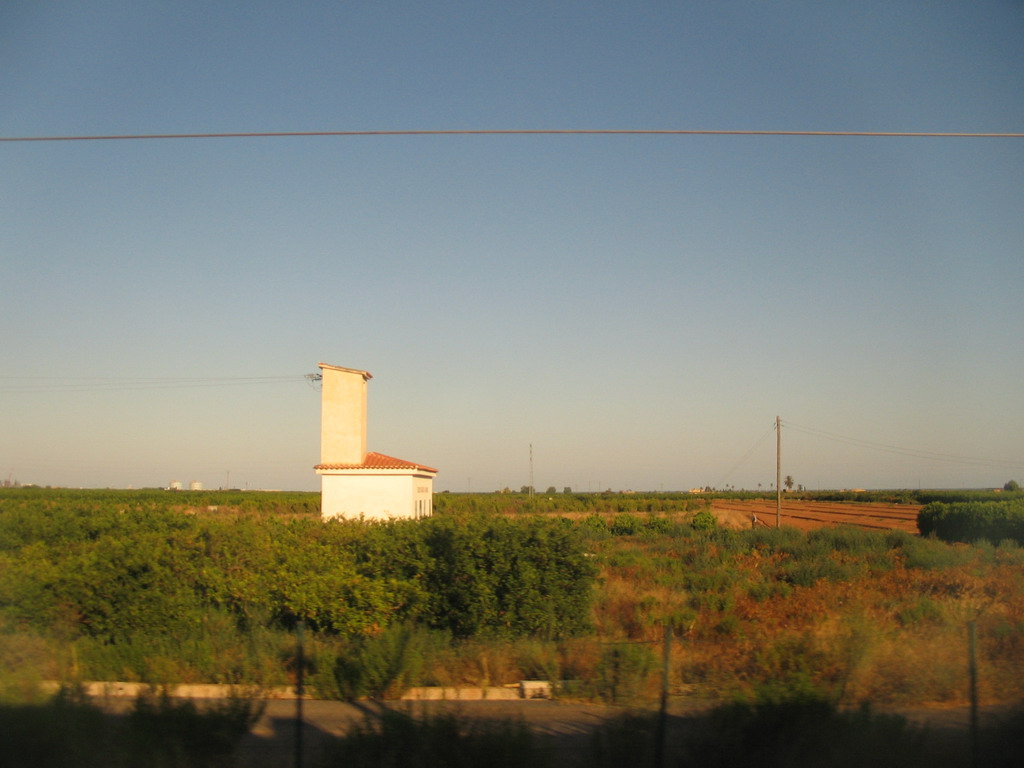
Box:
xmin=895 ymin=597 xmax=946 ymax=627
xmin=680 ymin=696 xmax=926 ymax=768
xmin=323 ymin=706 xmax=547 ymax=768
xmin=594 ymin=643 xmax=656 ymax=704
xmin=0 ymin=686 xmax=262 ymax=768
xmin=335 ymin=623 xmax=446 ymax=700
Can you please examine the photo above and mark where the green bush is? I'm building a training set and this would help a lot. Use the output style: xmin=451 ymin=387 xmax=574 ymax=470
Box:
xmin=690 ymin=509 xmax=717 ymax=531
xmin=416 ymin=515 xmax=595 ymax=638
xmin=0 ymin=494 xmax=596 ymax=686
xmin=918 ymin=500 xmax=1024 ymax=544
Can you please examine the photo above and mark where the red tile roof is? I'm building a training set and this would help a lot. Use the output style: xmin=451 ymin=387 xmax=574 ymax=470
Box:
xmin=315 ymin=451 xmax=438 ymax=473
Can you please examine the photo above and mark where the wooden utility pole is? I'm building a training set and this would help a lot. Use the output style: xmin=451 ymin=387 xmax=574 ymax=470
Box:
xmin=776 ymin=416 xmax=782 ymax=528
xmin=529 ymin=443 xmax=534 ymax=501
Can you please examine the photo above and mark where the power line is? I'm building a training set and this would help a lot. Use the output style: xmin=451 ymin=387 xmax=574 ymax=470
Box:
xmin=784 ymin=420 xmax=1024 ymax=470
xmin=0 ymin=375 xmax=310 ymax=393
xmin=715 ymin=420 xmax=777 ymax=488
xmin=2 ymin=129 xmax=1024 ymax=143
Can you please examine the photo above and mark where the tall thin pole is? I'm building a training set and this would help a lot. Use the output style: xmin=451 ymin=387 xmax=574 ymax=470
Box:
xmin=776 ymin=416 xmax=782 ymax=528
xmin=529 ymin=444 xmax=534 ymax=500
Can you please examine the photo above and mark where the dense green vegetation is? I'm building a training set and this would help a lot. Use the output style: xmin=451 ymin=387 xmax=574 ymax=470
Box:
xmin=0 ymin=485 xmax=321 ymax=517
xmin=433 ymin=487 xmax=1018 ymax=513
xmin=0 ymin=490 xmax=594 ymax=694
xmin=4 ymin=487 xmax=1024 ymax=766
xmin=0 ymin=494 xmax=593 ymax=640
xmin=918 ymin=499 xmax=1024 ymax=544
xmin=2 ymin=487 xmax=1024 ymax=710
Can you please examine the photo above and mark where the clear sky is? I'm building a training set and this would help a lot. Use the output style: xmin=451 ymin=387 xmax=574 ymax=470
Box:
xmin=2 ymin=1 xmax=1022 ymax=492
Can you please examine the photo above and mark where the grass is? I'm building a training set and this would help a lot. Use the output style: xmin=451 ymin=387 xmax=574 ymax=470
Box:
xmin=586 ymin=521 xmax=1024 ymax=706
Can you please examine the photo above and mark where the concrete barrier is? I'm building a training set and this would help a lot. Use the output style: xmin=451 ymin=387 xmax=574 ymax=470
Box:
xmin=41 ymin=680 xmax=555 ymax=701
xmin=40 ymin=681 xmax=304 ymax=699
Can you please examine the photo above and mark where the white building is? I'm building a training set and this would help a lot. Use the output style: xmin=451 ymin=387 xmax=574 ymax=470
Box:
xmin=314 ymin=363 xmax=437 ymax=520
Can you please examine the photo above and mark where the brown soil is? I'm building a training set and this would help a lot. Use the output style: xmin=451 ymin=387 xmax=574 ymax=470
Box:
xmin=712 ymin=499 xmax=922 ymax=533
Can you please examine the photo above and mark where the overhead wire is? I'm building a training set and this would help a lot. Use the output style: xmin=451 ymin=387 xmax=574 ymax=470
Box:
xmin=714 ymin=420 xmax=777 ymax=489
xmin=0 ymin=375 xmax=311 ymax=393
xmin=783 ymin=420 xmax=1024 ymax=470
xmin=2 ymin=129 xmax=1024 ymax=143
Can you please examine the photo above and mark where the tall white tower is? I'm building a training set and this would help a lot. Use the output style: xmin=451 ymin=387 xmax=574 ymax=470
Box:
xmin=318 ymin=363 xmax=372 ymax=465
xmin=314 ymin=362 xmax=437 ymax=520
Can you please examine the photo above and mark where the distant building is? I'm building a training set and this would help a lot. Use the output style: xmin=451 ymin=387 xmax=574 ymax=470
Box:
xmin=189 ymin=481 xmax=203 ymax=491
xmin=314 ymin=363 xmax=437 ymax=520
xmin=169 ymin=480 xmax=183 ymax=491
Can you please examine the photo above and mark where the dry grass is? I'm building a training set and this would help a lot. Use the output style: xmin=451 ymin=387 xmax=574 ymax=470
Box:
xmin=593 ymin=528 xmax=1024 ymax=708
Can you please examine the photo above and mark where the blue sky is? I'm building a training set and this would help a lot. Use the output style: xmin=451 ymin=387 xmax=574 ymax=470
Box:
xmin=2 ymin=1 xmax=1022 ymax=492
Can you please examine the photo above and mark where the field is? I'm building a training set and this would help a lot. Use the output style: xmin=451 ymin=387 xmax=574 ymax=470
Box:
xmin=2 ymin=488 xmax=1024 ymax=756
xmin=711 ymin=498 xmax=922 ymax=533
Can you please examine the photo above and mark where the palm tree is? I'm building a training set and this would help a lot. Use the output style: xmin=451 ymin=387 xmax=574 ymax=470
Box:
xmin=784 ymin=475 xmax=794 ymax=491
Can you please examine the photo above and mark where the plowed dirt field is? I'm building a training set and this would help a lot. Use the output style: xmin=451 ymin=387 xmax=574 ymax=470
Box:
xmin=712 ymin=498 xmax=922 ymax=533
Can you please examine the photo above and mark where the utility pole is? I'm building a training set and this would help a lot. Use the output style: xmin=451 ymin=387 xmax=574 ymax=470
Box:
xmin=776 ymin=416 xmax=782 ymax=528
xmin=528 ymin=444 xmax=534 ymax=501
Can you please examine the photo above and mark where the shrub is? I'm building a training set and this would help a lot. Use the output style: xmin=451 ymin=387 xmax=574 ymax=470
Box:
xmin=609 ymin=514 xmax=644 ymax=535
xmin=918 ymin=500 xmax=1024 ymax=544
xmin=594 ymin=642 xmax=656 ymax=704
xmin=690 ymin=509 xmax=717 ymax=531
xmin=334 ymin=624 xmax=445 ymax=700
xmin=0 ymin=686 xmax=262 ymax=768
xmin=324 ymin=707 xmax=547 ymax=768
xmin=0 ymin=685 xmax=112 ymax=768
xmin=678 ymin=697 xmax=924 ymax=768
xmin=417 ymin=515 xmax=595 ymax=638
xmin=124 ymin=692 xmax=263 ymax=767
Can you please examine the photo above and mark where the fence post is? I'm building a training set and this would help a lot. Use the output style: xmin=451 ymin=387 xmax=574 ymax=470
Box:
xmin=295 ymin=620 xmax=305 ymax=768
xmin=655 ymin=624 xmax=671 ymax=768
xmin=968 ymin=620 xmax=979 ymax=768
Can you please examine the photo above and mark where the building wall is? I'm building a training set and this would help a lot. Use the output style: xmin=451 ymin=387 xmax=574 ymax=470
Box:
xmin=319 ymin=365 xmax=369 ymax=465
xmin=320 ymin=472 xmax=434 ymax=520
